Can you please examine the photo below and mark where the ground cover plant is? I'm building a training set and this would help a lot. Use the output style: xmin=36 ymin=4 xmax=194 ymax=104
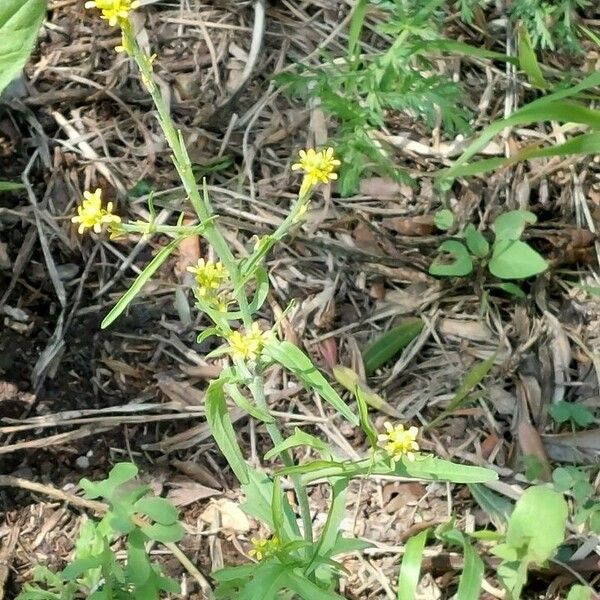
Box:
xmin=1 ymin=0 xmax=600 ymax=599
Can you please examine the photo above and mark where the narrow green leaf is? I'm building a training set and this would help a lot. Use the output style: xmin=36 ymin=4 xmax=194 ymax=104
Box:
xmin=489 ymin=240 xmax=548 ymax=280
xmin=313 ymin=478 xmax=349 ymax=561
xmin=0 ymin=181 xmax=24 ymax=191
xmin=517 ymin=25 xmax=547 ymax=89
xmin=363 ymin=318 xmax=424 ymax=375
xmin=397 ymin=529 xmax=428 ymax=600
xmin=101 ymin=236 xmax=184 ymax=329
xmin=285 ymin=571 xmax=346 ymax=600
xmin=271 ymin=476 xmax=284 ymax=542
xmin=265 ymin=341 xmax=358 ymax=425
xmin=140 ymin=522 xmax=184 ymax=543
xmin=429 ymin=240 xmax=473 ymax=277
xmin=226 ymin=384 xmax=275 ymax=424
xmin=456 ymin=540 xmax=484 ymax=600
xmin=348 ymin=0 xmax=368 ymax=59
xmin=205 ymin=378 xmax=249 ymax=485
xmin=264 ymin=427 xmax=331 ymax=461
xmin=468 ymin=484 xmax=513 ymax=530
xmin=355 ymin=386 xmax=379 ymax=449
xmin=426 ymin=353 xmax=496 ymax=430
xmin=241 ymin=468 xmax=300 ymax=540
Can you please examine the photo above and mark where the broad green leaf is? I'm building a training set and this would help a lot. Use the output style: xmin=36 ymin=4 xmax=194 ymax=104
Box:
xmin=80 ymin=462 xmax=138 ymax=500
xmin=240 ymin=562 xmax=288 ymax=600
xmin=434 ymin=208 xmax=454 ymax=230
xmin=429 ymin=240 xmax=473 ymax=277
xmin=517 ymin=25 xmax=547 ymax=89
xmin=491 ymin=210 xmax=537 ymax=242
xmin=205 ymin=378 xmax=249 ymax=484
xmin=101 ymin=236 xmax=185 ymax=329
xmin=0 ymin=0 xmax=46 ymax=96
xmin=505 ymin=485 xmax=568 ymax=564
xmin=241 ymin=468 xmax=300 ymax=540
xmin=489 ymin=240 xmax=548 ymax=280
xmin=464 ymin=224 xmax=489 ymax=258
xmin=126 ymin=530 xmax=151 ymax=586
xmin=362 ymin=318 xmax=424 ymax=374
xmin=61 ymin=556 xmax=104 ymax=581
xmin=140 ymin=522 xmax=184 ymax=543
xmin=566 ymin=585 xmax=593 ymax=600
xmin=397 ymin=529 xmax=428 ymax=600
xmin=265 ymin=341 xmax=358 ymax=425
xmin=426 ymin=353 xmax=496 ymax=430
xmin=264 ymin=427 xmax=331 ymax=461
xmin=133 ymin=497 xmax=179 ymax=525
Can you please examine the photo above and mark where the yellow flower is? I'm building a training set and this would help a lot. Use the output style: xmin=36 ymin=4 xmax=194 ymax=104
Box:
xmin=71 ymin=189 xmax=121 ymax=235
xmin=187 ymin=259 xmax=229 ymax=298
xmin=227 ymin=323 xmax=271 ymax=361
xmin=378 ymin=422 xmax=419 ymax=464
xmin=85 ymin=0 xmax=140 ymax=27
xmin=248 ymin=536 xmax=280 ymax=561
xmin=291 ymin=147 xmax=341 ymax=193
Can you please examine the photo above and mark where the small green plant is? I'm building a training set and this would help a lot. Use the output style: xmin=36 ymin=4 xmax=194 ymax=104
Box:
xmin=17 ymin=463 xmax=182 ymax=600
xmin=549 ymin=401 xmax=595 ymax=429
xmin=553 ymin=466 xmax=600 ymax=535
xmin=0 ymin=0 xmax=46 ymax=96
xmin=37 ymin=2 xmax=500 ymax=598
xmin=429 ymin=209 xmax=548 ymax=282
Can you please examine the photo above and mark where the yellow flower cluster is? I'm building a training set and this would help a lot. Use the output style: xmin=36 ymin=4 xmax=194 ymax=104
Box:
xmin=227 ymin=323 xmax=271 ymax=361
xmin=292 ymin=147 xmax=340 ymax=194
xmin=71 ymin=189 xmax=121 ymax=235
xmin=187 ymin=259 xmax=228 ymax=297
xmin=248 ymin=536 xmax=280 ymax=561
xmin=85 ymin=0 xmax=139 ymax=26
xmin=378 ymin=422 xmax=419 ymax=464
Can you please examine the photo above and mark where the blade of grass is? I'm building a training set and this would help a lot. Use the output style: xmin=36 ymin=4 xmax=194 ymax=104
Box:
xmin=397 ymin=529 xmax=428 ymax=600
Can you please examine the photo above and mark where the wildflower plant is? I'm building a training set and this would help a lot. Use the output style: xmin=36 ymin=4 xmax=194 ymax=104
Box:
xmin=47 ymin=3 xmax=499 ymax=598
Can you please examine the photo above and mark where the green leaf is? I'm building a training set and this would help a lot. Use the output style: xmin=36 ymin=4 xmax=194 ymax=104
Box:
xmin=362 ymin=318 xmax=424 ymax=375
xmin=0 ymin=181 xmax=24 ymax=191
xmin=426 ymin=353 xmax=496 ymax=430
xmin=355 ymin=385 xmax=379 ymax=449
xmin=505 ymin=485 xmax=568 ymax=564
xmin=80 ymin=462 xmax=139 ymax=500
xmin=434 ymin=208 xmax=454 ymax=230
xmin=437 ymin=529 xmax=483 ymax=600
xmin=265 ymin=341 xmax=358 ymax=425
xmin=285 ymin=571 xmax=346 ymax=600
xmin=264 ymin=427 xmax=332 ymax=461
xmin=397 ymin=529 xmax=428 ymax=600
xmin=271 ymin=476 xmax=285 ymax=542
xmin=566 ymin=585 xmax=593 ymax=600
xmin=489 ymin=240 xmax=548 ymax=280
xmin=313 ymin=478 xmax=349 ymax=562
xmin=226 ymin=383 xmax=275 ymax=424
xmin=205 ymin=378 xmax=249 ymax=484
xmin=468 ymin=484 xmax=513 ymax=531
xmin=126 ymin=530 xmax=151 ymax=586
xmin=101 ymin=236 xmax=185 ymax=329
xmin=429 ymin=240 xmax=473 ymax=277
xmin=140 ymin=522 xmax=184 ymax=543
xmin=464 ymin=224 xmax=489 ymax=258
xmin=0 ymin=0 xmax=45 ymax=96
xmin=348 ymin=0 xmax=368 ymax=59
xmin=489 ymin=282 xmax=526 ymax=299
xmin=491 ymin=210 xmax=537 ymax=242
xmin=517 ymin=25 xmax=547 ymax=89
xmin=133 ymin=497 xmax=179 ymax=526
xmin=241 ymin=468 xmax=300 ymax=540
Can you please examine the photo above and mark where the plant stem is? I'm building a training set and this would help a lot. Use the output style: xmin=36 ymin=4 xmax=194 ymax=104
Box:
xmin=249 ymin=376 xmax=314 ymax=544
xmin=125 ymin=22 xmax=314 ymax=546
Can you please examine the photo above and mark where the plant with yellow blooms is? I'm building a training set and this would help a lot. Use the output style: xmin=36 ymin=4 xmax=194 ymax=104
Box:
xmin=22 ymin=4 xmax=496 ymax=599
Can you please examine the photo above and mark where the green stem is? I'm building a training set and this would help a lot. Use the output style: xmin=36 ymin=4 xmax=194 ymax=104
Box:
xmin=249 ymin=376 xmax=314 ymax=545
xmin=124 ymin=20 xmax=314 ymax=546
